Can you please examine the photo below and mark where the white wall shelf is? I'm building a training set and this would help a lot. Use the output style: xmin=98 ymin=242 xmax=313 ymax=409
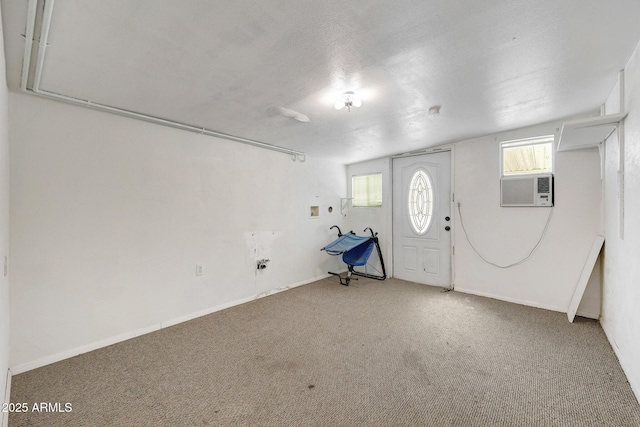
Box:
xmin=558 ymin=113 xmax=627 ymax=152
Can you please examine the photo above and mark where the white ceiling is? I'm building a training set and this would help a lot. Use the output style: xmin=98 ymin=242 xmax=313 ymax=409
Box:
xmin=2 ymin=0 xmax=640 ymax=164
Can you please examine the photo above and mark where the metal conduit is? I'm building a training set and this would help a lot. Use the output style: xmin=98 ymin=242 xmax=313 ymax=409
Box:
xmin=21 ymin=0 xmax=306 ymax=160
xmin=20 ymin=0 xmax=38 ymax=91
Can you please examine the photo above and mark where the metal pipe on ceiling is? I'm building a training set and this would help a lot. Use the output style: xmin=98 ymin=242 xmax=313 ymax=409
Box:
xmin=32 ymin=0 xmax=55 ymax=91
xmin=20 ymin=0 xmax=306 ymax=160
xmin=26 ymin=89 xmax=306 ymax=157
xmin=20 ymin=0 xmax=38 ymax=91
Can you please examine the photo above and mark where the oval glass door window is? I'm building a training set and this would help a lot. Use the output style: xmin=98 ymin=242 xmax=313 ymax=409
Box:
xmin=408 ymin=169 xmax=434 ymax=235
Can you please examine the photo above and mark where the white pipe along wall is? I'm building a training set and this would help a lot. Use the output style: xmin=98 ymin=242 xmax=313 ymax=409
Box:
xmin=8 ymin=92 xmax=347 ymax=372
xmin=20 ymin=0 xmax=305 ymax=160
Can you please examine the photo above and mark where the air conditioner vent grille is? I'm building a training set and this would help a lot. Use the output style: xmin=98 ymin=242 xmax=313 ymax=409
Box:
xmin=538 ymin=177 xmax=550 ymax=194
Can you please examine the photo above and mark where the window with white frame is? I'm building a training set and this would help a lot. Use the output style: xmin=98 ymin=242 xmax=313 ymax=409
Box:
xmin=501 ymin=135 xmax=554 ymax=176
xmin=352 ymin=173 xmax=382 ymax=207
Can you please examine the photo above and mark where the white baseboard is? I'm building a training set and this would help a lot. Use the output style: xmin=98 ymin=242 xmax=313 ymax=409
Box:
xmin=10 ymin=323 xmax=162 ymax=375
xmin=10 ymin=274 xmax=331 ymax=375
xmin=2 ymin=369 xmax=10 ymax=427
xmin=453 ymin=286 xmax=599 ymax=320
xmin=601 ymin=320 xmax=640 ymax=406
xmin=161 ymin=273 xmax=330 ymax=328
xmin=453 ymin=286 xmax=567 ymax=314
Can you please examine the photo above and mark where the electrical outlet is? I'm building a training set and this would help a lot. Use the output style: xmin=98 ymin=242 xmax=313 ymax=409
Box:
xmin=195 ymin=265 xmax=203 ymax=276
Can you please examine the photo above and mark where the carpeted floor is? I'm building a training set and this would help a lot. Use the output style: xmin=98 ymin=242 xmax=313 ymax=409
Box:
xmin=8 ymin=277 xmax=640 ymax=426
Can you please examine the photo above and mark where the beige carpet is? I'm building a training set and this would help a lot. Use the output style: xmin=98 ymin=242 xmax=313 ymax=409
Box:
xmin=9 ymin=277 xmax=640 ymax=426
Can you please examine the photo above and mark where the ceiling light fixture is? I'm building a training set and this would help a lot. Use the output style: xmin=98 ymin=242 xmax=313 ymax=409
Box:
xmin=335 ymin=91 xmax=362 ymax=112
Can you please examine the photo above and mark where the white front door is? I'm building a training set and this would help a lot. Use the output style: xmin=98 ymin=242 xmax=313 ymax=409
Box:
xmin=392 ymin=151 xmax=452 ymax=287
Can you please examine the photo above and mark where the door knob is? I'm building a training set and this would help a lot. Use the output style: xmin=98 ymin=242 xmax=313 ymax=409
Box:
xmin=444 ymin=226 xmax=451 ymax=231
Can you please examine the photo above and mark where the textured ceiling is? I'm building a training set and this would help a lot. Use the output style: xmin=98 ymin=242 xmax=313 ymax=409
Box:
xmin=2 ymin=0 xmax=640 ymax=163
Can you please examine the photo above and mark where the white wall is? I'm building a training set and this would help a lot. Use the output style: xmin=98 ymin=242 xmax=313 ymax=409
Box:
xmin=602 ymin=40 xmax=640 ymax=401
xmin=345 ymin=158 xmax=392 ymax=277
xmin=345 ymin=131 xmax=602 ymax=316
xmin=0 ymin=3 xmax=10 ymax=414
xmin=8 ymin=92 xmax=347 ymax=371
xmin=453 ymin=120 xmax=602 ymax=313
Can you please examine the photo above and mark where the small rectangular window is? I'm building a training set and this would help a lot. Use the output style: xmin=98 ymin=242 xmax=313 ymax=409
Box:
xmin=352 ymin=173 xmax=382 ymax=207
xmin=501 ymin=136 xmax=554 ymax=176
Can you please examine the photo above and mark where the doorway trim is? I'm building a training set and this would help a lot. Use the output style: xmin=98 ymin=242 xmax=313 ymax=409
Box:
xmin=390 ymin=146 xmax=456 ymax=288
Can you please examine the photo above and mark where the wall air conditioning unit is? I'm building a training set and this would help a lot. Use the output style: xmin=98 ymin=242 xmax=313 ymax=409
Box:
xmin=501 ymin=174 xmax=553 ymax=207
